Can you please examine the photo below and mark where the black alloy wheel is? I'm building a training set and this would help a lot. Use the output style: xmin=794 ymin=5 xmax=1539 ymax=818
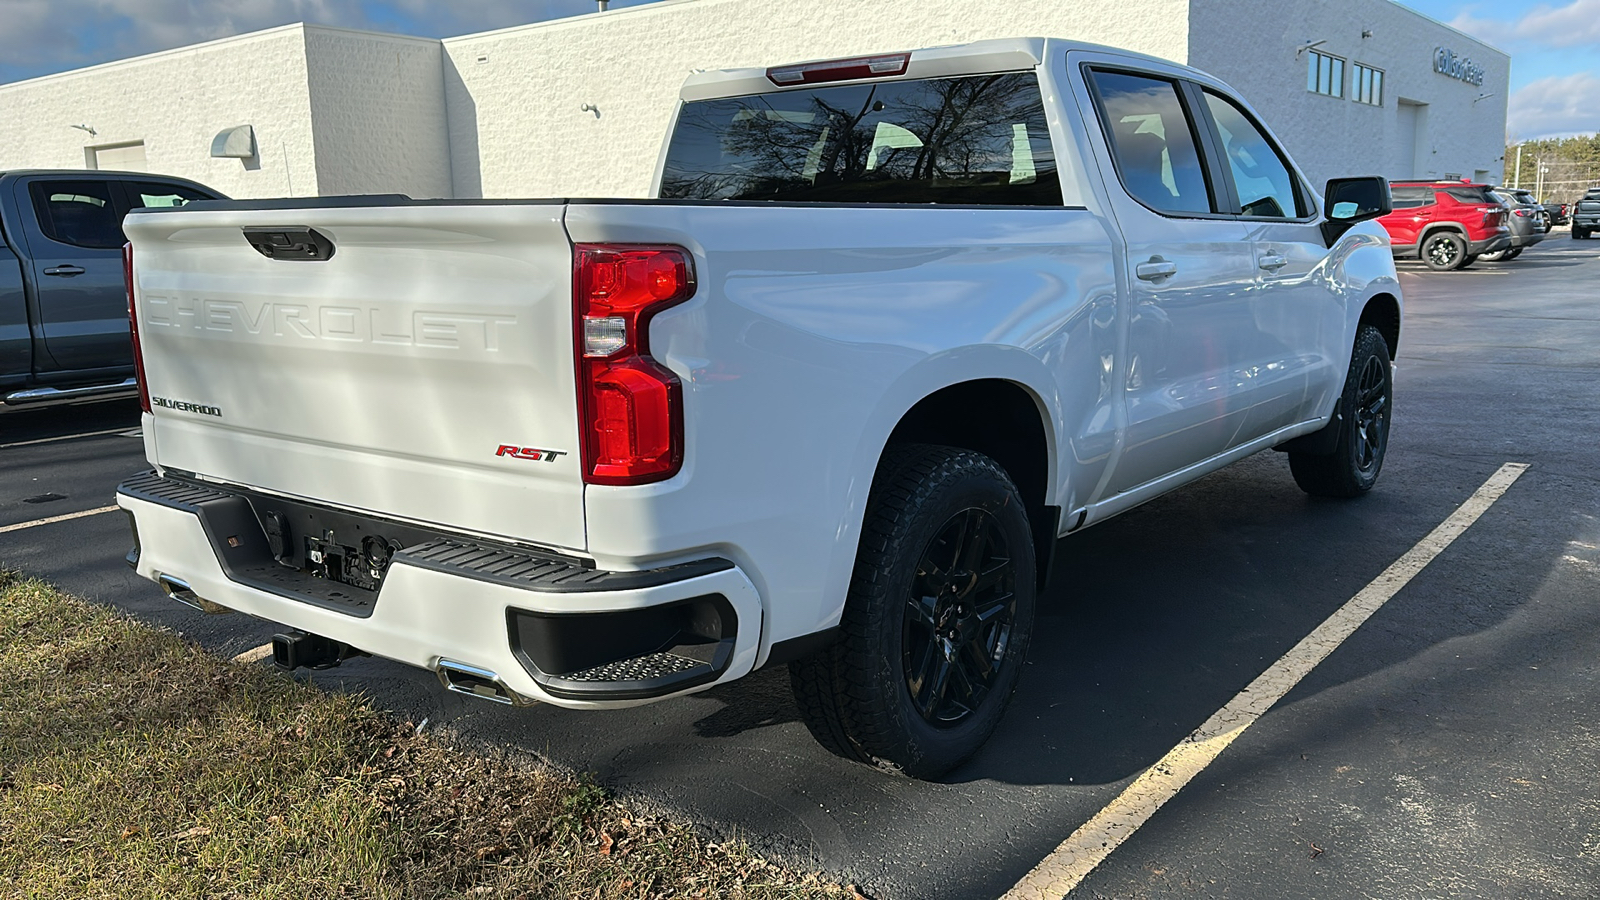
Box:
xmin=789 ymin=444 xmax=1037 ymax=779
xmin=1422 ymin=232 xmax=1467 ymax=271
xmin=1289 ymin=325 xmax=1393 ymax=498
xmin=1350 ymin=352 xmax=1390 ymax=478
xmin=903 ymin=507 xmax=1017 ymax=728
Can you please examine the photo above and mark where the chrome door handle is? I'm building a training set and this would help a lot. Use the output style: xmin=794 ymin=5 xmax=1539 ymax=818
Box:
xmin=43 ymin=265 xmax=85 ymax=276
xmin=1135 ymin=259 xmax=1177 ymax=281
xmin=1259 ymin=255 xmax=1289 ymax=271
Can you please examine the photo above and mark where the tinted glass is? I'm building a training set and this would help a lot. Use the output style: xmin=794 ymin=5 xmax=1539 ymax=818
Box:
xmin=29 ymin=180 xmax=124 ymax=249
xmin=1443 ymin=186 xmax=1491 ymax=204
xmin=660 ymin=73 xmax=1060 ymax=205
xmin=128 ymin=181 xmax=214 ymax=208
xmin=1390 ymin=185 xmax=1434 ymax=208
xmin=1204 ymin=92 xmax=1301 ymax=218
xmin=1090 ymin=70 xmax=1212 ymax=215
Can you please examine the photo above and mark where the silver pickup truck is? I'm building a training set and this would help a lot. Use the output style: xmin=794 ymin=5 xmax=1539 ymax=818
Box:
xmin=119 ymin=38 xmax=1399 ymax=778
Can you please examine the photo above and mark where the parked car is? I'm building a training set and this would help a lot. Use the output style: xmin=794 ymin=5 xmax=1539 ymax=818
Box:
xmin=1381 ymin=181 xmax=1510 ymax=270
xmin=117 ymin=38 xmax=1400 ymax=778
xmin=1481 ymin=188 xmax=1550 ymax=261
xmin=1547 ymin=200 xmax=1570 ymax=227
xmin=1 ymin=170 xmax=222 ymax=405
xmin=1573 ymin=196 xmax=1600 ymax=239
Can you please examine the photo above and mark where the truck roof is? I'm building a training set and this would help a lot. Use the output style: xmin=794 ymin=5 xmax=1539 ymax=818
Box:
xmin=678 ymin=37 xmax=1190 ymax=102
xmin=0 ymin=169 xmax=209 ymax=182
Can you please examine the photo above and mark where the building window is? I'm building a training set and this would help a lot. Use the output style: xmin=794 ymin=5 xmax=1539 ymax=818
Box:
xmin=1353 ymin=63 xmax=1384 ymax=106
xmin=1307 ymin=50 xmax=1344 ymax=98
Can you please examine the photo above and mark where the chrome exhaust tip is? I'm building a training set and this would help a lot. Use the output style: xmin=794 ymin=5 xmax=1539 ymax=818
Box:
xmin=158 ymin=575 xmax=230 ymax=614
xmin=436 ymin=659 xmax=530 ymax=706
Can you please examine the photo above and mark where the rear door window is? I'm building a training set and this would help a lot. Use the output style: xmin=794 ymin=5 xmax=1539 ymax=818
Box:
xmin=660 ymin=72 xmax=1061 ymax=205
xmin=1390 ymin=186 xmax=1434 ymax=208
xmin=29 ymin=180 xmax=125 ymax=249
xmin=1086 ymin=69 xmax=1214 ymax=216
xmin=125 ymin=181 xmax=216 ymax=209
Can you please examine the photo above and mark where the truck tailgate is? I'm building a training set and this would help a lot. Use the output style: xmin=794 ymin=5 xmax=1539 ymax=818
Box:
xmin=123 ymin=203 xmax=586 ymax=552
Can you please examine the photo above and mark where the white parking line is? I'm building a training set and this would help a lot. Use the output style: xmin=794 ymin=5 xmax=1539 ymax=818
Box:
xmin=1004 ymin=462 xmax=1531 ymax=900
xmin=0 ymin=505 xmax=120 ymax=535
xmin=0 ymin=427 xmax=133 ymax=450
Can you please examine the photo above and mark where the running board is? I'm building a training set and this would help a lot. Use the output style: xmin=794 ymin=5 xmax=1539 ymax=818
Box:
xmin=3 ymin=378 xmax=138 ymax=405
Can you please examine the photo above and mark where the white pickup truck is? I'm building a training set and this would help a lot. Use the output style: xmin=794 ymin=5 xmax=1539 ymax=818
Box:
xmin=118 ymin=38 xmax=1400 ymax=778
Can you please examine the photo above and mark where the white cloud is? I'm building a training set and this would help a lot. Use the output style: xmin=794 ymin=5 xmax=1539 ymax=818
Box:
xmin=1512 ymin=0 xmax=1600 ymax=48
xmin=1508 ymin=72 xmax=1600 ymax=138
xmin=1446 ymin=10 xmax=1502 ymax=44
xmin=1451 ymin=0 xmax=1600 ymax=49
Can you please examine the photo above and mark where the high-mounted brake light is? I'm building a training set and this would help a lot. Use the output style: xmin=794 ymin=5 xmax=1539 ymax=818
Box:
xmin=766 ymin=52 xmax=910 ymax=86
xmin=123 ymin=242 xmax=151 ymax=414
xmin=573 ymin=245 xmax=695 ymax=485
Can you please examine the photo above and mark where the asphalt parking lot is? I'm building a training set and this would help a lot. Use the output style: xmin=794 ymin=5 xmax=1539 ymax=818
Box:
xmin=4 ymin=233 xmax=1599 ymax=899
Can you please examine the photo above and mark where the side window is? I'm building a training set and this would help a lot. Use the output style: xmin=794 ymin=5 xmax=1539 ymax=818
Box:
xmin=28 ymin=180 xmax=125 ymax=249
xmin=126 ymin=181 xmax=215 ymax=209
xmin=1202 ymin=91 xmax=1304 ymax=219
xmin=1389 ymin=186 xmax=1434 ymax=209
xmin=1088 ymin=69 xmax=1213 ymax=216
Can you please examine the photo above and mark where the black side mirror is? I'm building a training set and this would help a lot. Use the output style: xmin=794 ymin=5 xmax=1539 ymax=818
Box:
xmin=1322 ymin=176 xmax=1392 ymax=247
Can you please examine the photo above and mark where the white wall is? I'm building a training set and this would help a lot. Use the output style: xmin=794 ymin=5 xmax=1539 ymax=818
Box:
xmin=442 ymin=0 xmax=1191 ymax=198
xmin=0 ymin=26 xmax=319 ymax=198
xmin=0 ymin=0 xmax=1511 ymax=201
xmin=1188 ymin=0 xmax=1510 ymax=187
xmin=304 ymin=28 xmax=453 ymax=198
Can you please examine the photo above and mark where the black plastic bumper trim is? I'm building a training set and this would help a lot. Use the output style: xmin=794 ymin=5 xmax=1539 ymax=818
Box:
xmin=508 ymin=593 xmax=737 ymax=701
xmin=396 ymin=540 xmax=732 ymax=594
xmin=761 ymin=627 xmax=841 ymax=668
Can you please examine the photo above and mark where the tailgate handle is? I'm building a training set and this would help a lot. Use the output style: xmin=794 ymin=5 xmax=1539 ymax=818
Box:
xmin=242 ymin=227 xmax=336 ymax=261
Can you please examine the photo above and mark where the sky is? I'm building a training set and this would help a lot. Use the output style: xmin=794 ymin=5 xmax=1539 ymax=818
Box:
xmin=0 ymin=0 xmax=1595 ymax=140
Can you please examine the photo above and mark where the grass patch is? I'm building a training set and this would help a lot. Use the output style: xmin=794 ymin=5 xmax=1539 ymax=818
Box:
xmin=0 ymin=569 xmax=861 ymax=899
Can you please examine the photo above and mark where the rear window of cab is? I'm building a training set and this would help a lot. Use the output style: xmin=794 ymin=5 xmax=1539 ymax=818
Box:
xmin=660 ymin=73 xmax=1063 ymax=206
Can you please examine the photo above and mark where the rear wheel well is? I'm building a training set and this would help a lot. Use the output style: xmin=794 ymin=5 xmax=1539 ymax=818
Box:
xmin=884 ymin=380 xmax=1056 ymax=585
xmin=1418 ymin=224 xmax=1466 ymax=245
xmin=1359 ymin=293 xmax=1401 ymax=358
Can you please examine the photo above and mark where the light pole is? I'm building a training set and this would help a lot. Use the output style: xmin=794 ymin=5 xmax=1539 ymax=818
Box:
xmin=1513 ymin=143 xmax=1523 ymax=188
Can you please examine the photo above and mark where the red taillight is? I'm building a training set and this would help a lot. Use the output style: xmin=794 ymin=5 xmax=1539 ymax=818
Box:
xmin=766 ymin=52 xmax=910 ymax=86
xmin=573 ymin=244 xmax=695 ymax=485
xmin=124 ymin=242 xmax=151 ymax=414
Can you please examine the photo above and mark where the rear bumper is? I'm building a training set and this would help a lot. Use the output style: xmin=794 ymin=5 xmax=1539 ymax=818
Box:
xmin=1468 ymin=234 xmax=1512 ymax=255
xmin=117 ymin=473 xmax=763 ymax=709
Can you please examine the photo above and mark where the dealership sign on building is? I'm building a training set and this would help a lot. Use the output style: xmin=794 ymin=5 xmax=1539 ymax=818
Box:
xmin=1433 ymin=47 xmax=1486 ymax=86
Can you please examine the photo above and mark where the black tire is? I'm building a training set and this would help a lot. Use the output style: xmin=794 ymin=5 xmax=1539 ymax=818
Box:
xmin=1458 ymin=253 xmax=1478 ymax=269
xmin=1575 ymin=228 xmax=1590 ymax=240
xmin=789 ymin=444 xmax=1036 ymax=778
xmin=1504 ymin=247 xmax=1523 ymax=260
xmin=1289 ymin=325 xmax=1393 ymax=498
xmin=1420 ymin=231 xmax=1468 ymax=271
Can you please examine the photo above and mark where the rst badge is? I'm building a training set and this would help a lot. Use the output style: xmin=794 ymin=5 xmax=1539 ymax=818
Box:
xmin=496 ymin=445 xmax=567 ymax=463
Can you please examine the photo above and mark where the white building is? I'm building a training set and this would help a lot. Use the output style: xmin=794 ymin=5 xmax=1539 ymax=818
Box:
xmin=0 ymin=0 xmax=1510 ymax=200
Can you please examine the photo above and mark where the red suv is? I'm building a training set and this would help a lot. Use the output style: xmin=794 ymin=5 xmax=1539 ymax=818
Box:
xmin=1379 ymin=181 xmax=1511 ymax=271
